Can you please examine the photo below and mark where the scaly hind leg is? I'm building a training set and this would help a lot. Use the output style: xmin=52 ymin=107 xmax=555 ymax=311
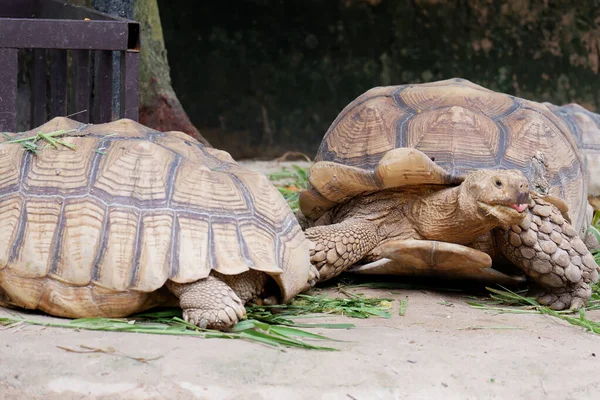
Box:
xmin=497 ymin=196 xmax=599 ymax=310
xmin=166 ymin=270 xmax=268 ymax=330
xmin=304 ymin=220 xmax=380 ymax=282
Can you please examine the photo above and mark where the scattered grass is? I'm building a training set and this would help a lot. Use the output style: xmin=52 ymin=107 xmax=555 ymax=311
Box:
xmin=57 ymin=344 xmax=161 ymax=364
xmin=267 ymin=165 xmax=310 ymax=212
xmin=0 ymin=291 xmax=395 ymax=350
xmin=467 ymin=286 xmax=600 ymax=334
xmin=590 ymin=211 xmax=600 ymax=265
xmin=2 ymin=129 xmax=78 ymax=154
xmin=398 ymin=298 xmax=408 ymax=316
xmin=0 ymin=309 xmax=341 ymax=351
xmin=439 ymin=300 xmax=456 ymax=307
xmin=250 ymin=292 xmax=393 ymax=320
xmin=458 ymin=325 xmax=523 ymax=331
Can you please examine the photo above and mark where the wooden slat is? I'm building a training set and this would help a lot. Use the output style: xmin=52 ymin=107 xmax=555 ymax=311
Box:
xmin=71 ymin=50 xmax=91 ymax=123
xmin=92 ymin=50 xmax=113 ymax=123
xmin=0 ymin=48 xmax=18 ymax=132
xmin=31 ymin=48 xmax=47 ymax=127
xmin=119 ymin=51 xmax=139 ymax=121
xmin=49 ymin=49 xmax=67 ymax=118
xmin=0 ymin=19 xmax=131 ymax=50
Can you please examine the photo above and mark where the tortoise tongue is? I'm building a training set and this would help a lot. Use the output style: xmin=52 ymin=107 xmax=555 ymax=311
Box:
xmin=510 ymin=203 xmax=528 ymax=213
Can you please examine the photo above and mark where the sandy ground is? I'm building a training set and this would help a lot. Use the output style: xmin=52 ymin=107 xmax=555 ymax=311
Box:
xmin=2 ymin=160 xmax=600 ymax=399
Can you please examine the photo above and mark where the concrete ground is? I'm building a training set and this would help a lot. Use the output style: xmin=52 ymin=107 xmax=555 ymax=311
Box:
xmin=2 ymin=160 xmax=600 ymax=399
xmin=2 ymin=286 xmax=600 ymax=400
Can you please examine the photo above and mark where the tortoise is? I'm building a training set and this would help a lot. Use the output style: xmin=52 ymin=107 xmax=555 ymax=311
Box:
xmin=299 ymin=78 xmax=599 ymax=310
xmin=543 ymin=102 xmax=600 ymax=211
xmin=0 ymin=117 xmax=317 ymax=330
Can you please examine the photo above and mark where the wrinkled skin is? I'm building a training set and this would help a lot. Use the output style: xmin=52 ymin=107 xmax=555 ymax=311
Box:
xmin=304 ymin=169 xmax=599 ymax=310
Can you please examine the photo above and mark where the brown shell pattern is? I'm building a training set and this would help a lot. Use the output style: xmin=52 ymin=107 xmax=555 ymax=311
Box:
xmin=0 ymin=118 xmax=307 ymax=299
xmin=313 ymin=78 xmax=588 ymax=232
xmin=544 ymin=102 xmax=600 ymax=204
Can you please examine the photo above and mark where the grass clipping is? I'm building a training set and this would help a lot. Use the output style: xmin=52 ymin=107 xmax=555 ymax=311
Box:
xmin=0 ymin=291 xmax=392 ymax=351
xmin=467 ymin=286 xmax=600 ymax=334
xmin=1 ymin=129 xmax=78 ymax=154
xmin=267 ymin=165 xmax=309 ymax=213
xmin=0 ymin=310 xmax=340 ymax=351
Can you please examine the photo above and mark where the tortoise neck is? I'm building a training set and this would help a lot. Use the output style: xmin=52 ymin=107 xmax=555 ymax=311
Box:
xmin=409 ymin=185 xmax=493 ymax=244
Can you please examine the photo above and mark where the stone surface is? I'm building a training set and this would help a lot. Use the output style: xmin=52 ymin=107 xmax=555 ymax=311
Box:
xmin=2 ymin=287 xmax=600 ymax=400
xmin=158 ymin=0 xmax=600 ymax=159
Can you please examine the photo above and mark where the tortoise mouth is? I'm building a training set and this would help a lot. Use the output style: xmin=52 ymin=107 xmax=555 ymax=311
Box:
xmin=477 ymin=201 xmax=528 ymax=225
xmin=508 ymin=203 xmax=528 ymax=213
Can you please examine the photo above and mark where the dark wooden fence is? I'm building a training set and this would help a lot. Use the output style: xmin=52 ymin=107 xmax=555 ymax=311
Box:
xmin=0 ymin=0 xmax=140 ymax=132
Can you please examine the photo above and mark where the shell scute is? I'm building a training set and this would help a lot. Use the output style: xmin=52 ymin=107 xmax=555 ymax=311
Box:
xmin=171 ymin=164 xmax=249 ymax=215
xmin=10 ymin=199 xmax=62 ymax=279
xmin=324 ymin=96 xmax=403 ymax=163
xmin=92 ymin=139 xmax=175 ymax=206
xmin=50 ymin=198 xmax=105 ymax=286
xmin=93 ymin=207 xmax=139 ymax=291
xmin=0 ymin=194 xmax=23 ymax=271
xmin=170 ymin=215 xmax=211 ymax=283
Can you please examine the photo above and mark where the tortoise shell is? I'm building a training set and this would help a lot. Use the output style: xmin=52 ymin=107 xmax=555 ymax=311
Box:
xmin=301 ymin=78 xmax=590 ymax=233
xmin=543 ymin=102 xmax=600 ymax=209
xmin=0 ymin=117 xmax=312 ymax=318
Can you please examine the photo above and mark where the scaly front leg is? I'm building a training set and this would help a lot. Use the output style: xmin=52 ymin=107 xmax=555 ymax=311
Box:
xmin=305 ymin=219 xmax=380 ymax=282
xmin=497 ymin=196 xmax=599 ymax=310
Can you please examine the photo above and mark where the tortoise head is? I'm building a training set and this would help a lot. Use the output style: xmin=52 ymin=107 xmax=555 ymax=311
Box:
xmin=461 ymin=169 xmax=531 ymax=226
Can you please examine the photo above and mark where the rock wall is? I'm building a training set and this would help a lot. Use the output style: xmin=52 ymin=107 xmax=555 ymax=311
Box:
xmin=159 ymin=0 xmax=600 ymax=159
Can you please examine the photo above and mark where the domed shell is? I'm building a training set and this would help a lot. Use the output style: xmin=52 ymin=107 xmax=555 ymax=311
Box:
xmin=543 ymin=102 xmax=600 ymax=209
xmin=302 ymin=78 xmax=588 ymax=233
xmin=0 ymin=117 xmax=311 ymax=317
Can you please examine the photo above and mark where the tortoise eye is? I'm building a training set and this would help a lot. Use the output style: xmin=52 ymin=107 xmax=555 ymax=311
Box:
xmin=495 ymin=179 xmax=503 ymax=188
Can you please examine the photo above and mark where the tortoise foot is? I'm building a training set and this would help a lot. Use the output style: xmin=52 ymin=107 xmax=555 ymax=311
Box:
xmin=307 ymin=263 xmax=320 ymax=288
xmin=166 ymin=275 xmax=248 ymax=330
xmin=498 ymin=196 xmax=599 ymax=309
xmin=183 ymin=307 xmax=244 ymax=330
xmin=530 ymin=284 xmax=591 ymax=311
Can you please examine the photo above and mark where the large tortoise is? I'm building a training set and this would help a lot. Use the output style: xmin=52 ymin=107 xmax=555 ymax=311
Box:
xmin=299 ymin=78 xmax=599 ymax=310
xmin=0 ymin=117 xmax=317 ymax=330
xmin=543 ymin=102 xmax=600 ymax=210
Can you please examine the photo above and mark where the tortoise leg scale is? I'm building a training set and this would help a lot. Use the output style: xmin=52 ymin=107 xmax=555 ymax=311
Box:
xmin=497 ymin=196 xmax=599 ymax=310
xmin=166 ymin=270 xmax=268 ymax=330
xmin=304 ymin=219 xmax=380 ymax=282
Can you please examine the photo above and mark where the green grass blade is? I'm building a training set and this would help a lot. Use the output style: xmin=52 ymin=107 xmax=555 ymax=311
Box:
xmin=468 ymin=284 xmax=600 ymax=335
xmin=281 ymin=322 xmax=355 ymax=329
xmin=588 ymin=225 xmax=600 ymax=244
xmin=5 ymin=129 xmax=78 ymax=153
xmin=269 ymin=325 xmax=344 ymax=341
xmin=399 ymin=299 xmax=408 ymax=316
xmin=229 ymin=319 xmax=269 ymax=332
xmin=238 ymin=329 xmax=337 ymax=351
xmin=0 ymin=311 xmax=343 ymax=350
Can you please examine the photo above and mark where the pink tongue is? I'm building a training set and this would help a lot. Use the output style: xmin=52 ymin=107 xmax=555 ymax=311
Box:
xmin=510 ymin=203 xmax=528 ymax=213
